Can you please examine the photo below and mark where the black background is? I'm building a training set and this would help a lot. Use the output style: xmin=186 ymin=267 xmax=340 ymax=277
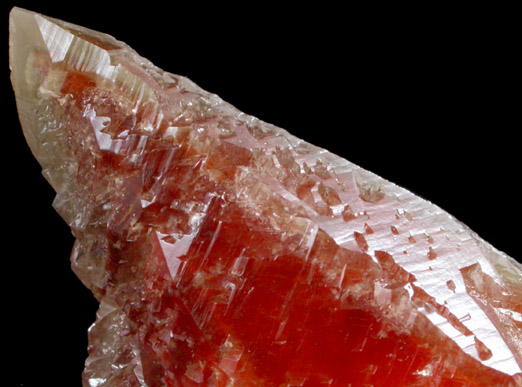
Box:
xmin=4 ymin=2 xmax=520 ymax=385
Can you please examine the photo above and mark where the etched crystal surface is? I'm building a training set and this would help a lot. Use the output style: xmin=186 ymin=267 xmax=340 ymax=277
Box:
xmin=9 ymin=7 xmax=522 ymax=386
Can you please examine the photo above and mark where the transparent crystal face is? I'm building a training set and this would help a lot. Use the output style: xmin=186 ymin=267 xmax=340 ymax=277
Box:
xmin=10 ymin=7 xmax=522 ymax=386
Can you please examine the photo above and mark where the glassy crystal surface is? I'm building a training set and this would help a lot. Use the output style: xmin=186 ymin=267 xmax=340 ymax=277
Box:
xmin=9 ymin=7 xmax=522 ymax=386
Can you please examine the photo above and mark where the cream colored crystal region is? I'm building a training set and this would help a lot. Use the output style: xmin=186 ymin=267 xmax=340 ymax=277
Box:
xmin=9 ymin=6 xmax=522 ymax=385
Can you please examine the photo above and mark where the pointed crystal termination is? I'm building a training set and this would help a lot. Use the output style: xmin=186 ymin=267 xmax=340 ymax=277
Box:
xmin=9 ymin=7 xmax=522 ymax=386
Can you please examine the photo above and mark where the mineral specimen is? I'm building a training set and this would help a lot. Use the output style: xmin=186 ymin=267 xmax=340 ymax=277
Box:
xmin=9 ymin=7 xmax=522 ymax=386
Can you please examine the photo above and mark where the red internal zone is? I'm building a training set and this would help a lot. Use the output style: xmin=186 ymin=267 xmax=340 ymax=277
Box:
xmin=138 ymin=198 xmax=513 ymax=386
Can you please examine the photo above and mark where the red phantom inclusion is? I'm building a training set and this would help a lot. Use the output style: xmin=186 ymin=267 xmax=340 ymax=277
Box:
xmin=9 ymin=8 xmax=522 ymax=386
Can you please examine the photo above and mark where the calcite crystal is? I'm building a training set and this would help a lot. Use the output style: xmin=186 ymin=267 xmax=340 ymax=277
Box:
xmin=9 ymin=7 xmax=522 ymax=386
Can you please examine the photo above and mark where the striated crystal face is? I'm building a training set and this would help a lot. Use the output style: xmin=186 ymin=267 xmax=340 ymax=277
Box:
xmin=9 ymin=7 xmax=522 ymax=386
